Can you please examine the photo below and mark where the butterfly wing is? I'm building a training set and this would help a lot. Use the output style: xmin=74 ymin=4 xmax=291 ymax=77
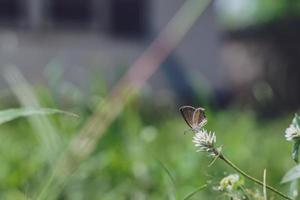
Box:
xmin=179 ymin=106 xmax=196 ymax=128
xmin=192 ymin=107 xmax=207 ymax=129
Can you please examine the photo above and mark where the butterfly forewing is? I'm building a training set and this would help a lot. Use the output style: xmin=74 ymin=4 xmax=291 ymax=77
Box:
xmin=179 ymin=106 xmax=196 ymax=128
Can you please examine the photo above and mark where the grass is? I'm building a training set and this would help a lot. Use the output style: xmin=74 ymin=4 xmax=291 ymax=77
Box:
xmin=0 ymin=89 xmax=295 ymax=199
xmin=0 ymin=62 xmax=295 ymax=200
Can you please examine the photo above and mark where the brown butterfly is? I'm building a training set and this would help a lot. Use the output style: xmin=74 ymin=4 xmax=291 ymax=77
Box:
xmin=179 ymin=105 xmax=207 ymax=132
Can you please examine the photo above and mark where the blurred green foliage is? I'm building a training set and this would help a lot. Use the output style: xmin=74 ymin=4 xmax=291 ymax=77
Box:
xmin=0 ymin=84 xmax=295 ymax=199
xmin=216 ymin=0 xmax=300 ymax=29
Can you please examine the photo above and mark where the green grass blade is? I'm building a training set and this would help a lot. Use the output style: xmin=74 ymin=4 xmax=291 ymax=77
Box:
xmin=183 ymin=184 xmax=207 ymax=200
xmin=157 ymin=159 xmax=177 ymax=200
xmin=0 ymin=107 xmax=78 ymax=125
xmin=157 ymin=159 xmax=177 ymax=187
xmin=263 ymin=169 xmax=267 ymax=200
xmin=282 ymin=164 xmax=300 ymax=183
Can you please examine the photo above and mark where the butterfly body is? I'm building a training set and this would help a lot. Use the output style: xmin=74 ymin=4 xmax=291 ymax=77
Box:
xmin=179 ymin=105 xmax=207 ymax=132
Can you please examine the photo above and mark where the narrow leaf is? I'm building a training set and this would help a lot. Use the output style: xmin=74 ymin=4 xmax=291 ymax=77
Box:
xmin=156 ymin=159 xmax=177 ymax=200
xmin=263 ymin=169 xmax=267 ymax=200
xmin=157 ymin=159 xmax=176 ymax=187
xmin=183 ymin=184 xmax=207 ymax=200
xmin=292 ymin=113 xmax=300 ymax=129
xmin=289 ymin=180 xmax=298 ymax=199
xmin=282 ymin=164 xmax=300 ymax=183
xmin=292 ymin=140 xmax=300 ymax=163
xmin=0 ymin=108 xmax=78 ymax=125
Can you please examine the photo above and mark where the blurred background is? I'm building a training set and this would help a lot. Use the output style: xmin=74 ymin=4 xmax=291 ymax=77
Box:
xmin=0 ymin=0 xmax=299 ymax=199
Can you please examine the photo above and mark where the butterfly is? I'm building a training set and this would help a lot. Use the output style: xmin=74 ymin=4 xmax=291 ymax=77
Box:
xmin=179 ymin=105 xmax=207 ymax=132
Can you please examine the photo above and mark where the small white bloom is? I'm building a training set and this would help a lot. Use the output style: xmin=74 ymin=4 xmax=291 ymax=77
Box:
xmin=285 ymin=124 xmax=300 ymax=141
xmin=218 ymin=174 xmax=242 ymax=191
xmin=192 ymin=129 xmax=216 ymax=153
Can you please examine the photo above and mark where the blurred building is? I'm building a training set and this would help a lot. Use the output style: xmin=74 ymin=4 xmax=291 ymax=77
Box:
xmin=0 ymin=0 xmax=220 ymax=106
xmin=1 ymin=0 xmax=299 ymax=114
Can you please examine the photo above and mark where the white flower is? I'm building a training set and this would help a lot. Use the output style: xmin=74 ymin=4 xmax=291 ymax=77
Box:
xmin=218 ymin=174 xmax=242 ymax=191
xmin=192 ymin=129 xmax=216 ymax=153
xmin=285 ymin=124 xmax=300 ymax=141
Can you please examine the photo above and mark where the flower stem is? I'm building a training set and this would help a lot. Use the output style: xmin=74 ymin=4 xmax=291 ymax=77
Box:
xmin=215 ymin=150 xmax=293 ymax=200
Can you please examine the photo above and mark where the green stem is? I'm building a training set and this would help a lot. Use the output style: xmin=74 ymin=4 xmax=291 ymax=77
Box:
xmin=215 ymin=150 xmax=293 ymax=200
xmin=183 ymin=184 xmax=207 ymax=200
xmin=239 ymin=186 xmax=250 ymax=200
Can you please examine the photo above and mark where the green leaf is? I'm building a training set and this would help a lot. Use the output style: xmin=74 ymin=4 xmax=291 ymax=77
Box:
xmin=289 ymin=180 xmax=298 ymax=199
xmin=292 ymin=140 xmax=300 ymax=163
xmin=292 ymin=113 xmax=300 ymax=129
xmin=282 ymin=164 xmax=300 ymax=183
xmin=156 ymin=159 xmax=177 ymax=199
xmin=156 ymin=159 xmax=176 ymax=188
xmin=0 ymin=107 xmax=78 ymax=125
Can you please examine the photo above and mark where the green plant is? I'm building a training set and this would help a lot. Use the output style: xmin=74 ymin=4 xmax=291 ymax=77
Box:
xmin=183 ymin=115 xmax=293 ymax=200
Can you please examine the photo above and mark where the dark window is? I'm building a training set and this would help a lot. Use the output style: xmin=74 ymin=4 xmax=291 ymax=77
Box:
xmin=0 ymin=0 xmax=22 ymax=23
xmin=110 ymin=0 xmax=148 ymax=38
xmin=48 ymin=0 xmax=92 ymax=26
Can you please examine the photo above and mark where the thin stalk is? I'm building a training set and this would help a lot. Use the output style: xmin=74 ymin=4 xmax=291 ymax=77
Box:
xmin=239 ymin=186 xmax=250 ymax=200
xmin=183 ymin=184 xmax=207 ymax=200
xmin=214 ymin=150 xmax=292 ymax=200
xmin=263 ymin=169 xmax=267 ymax=200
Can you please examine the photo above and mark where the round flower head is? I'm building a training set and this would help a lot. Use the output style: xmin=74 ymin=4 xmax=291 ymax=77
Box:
xmin=217 ymin=174 xmax=243 ymax=191
xmin=285 ymin=124 xmax=300 ymax=141
xmin=285 ymin=114 xmax=300 ymax=141
xmin=192 ymin=129 xmax=216 ymax=154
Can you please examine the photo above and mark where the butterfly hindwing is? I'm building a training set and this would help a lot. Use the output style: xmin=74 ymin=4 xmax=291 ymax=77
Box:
xmin=192 ymin=108 xmax=207 ymax=129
